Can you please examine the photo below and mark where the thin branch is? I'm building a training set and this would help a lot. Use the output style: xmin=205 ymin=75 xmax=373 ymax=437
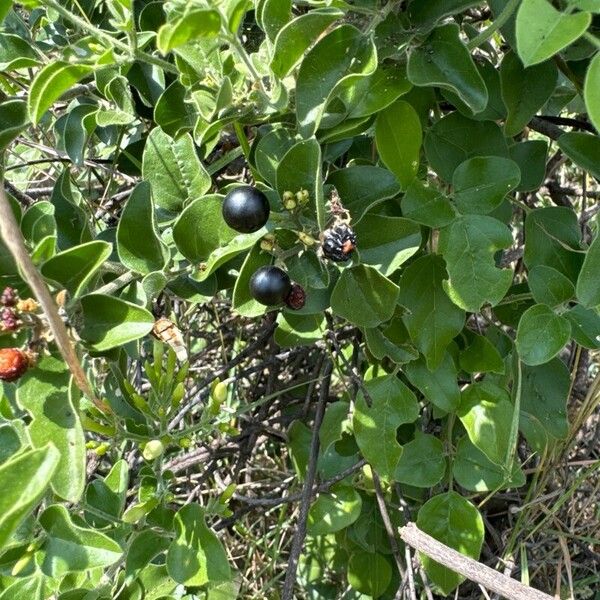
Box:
xmin=399 ymin=523 xmax=554 ymax=600
xmin=282 ymin=360 xmax=332 ymax=600
xmin=0 ymin=185 xmax=106 ymax=411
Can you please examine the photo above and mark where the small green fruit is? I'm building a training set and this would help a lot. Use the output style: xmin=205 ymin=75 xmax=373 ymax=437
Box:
xmin=143 ymin=439 xmax=165 ymax=460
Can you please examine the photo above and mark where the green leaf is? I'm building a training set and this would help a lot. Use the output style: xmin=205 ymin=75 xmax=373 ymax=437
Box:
xmin=0 ymin=99 xmax=29 ymax=151
xmin=157 ymin=9 xmax=221 ymax=53
xmin=0 ymin=33 xmax=39 ymax=69
xmin=585 ymin=53 xmax=600 ymax=133
xmin=296 ymin=24 xmax=376 ymax=137
xmin=452 ymin=156 xmax=520 ymax=214
xmin=424 ymin=112 xmax=509 ymax=182
xmin=500 ymin=52 xmax=558 ymax=136
xmin=364 ymin=325 xmax=419 ymax=365
xmin=529 ymin=265 xmax=575 ymax=307
xmin=354 ymin=215 xmax=421 ymax=276
xmin=18 ymin=356 xmax=85 ymax=502
xmin=0 ymin=423 xmax=22 ymax=465
xmin=375 ymin=100 xmax=422 ymax=189
xmin=95 ymin=75 xmax=136 ymax=126
xmin=307 ymin=486 xmax=362 ymax=535
xmin=270 ymin=8 xmax=343 ymax=77
xmin=117 ymin=182 xmax=169 ymax=274
xmin=51 ymin=169 xmax=92 ymax=249
xmin=416 ymin=492 xmax=484 ymax=595
xmin=347 ymin=551 xmax=391 ymax=598
xmin=142 ymin=128 xmax=211 ymax=214
xmin=458 ymin=382 xmax=514 ymax=465
xmin=173 ymin=194 xmax=236 ymax=263
xmin=327 ymin=166 xmax=400 ymax=223
xmin=520 ymin=359 xmax=570 ymax=450
xmin=192 ymin=229 xmax=266 ymax=282
xmin=516 ymin=304 xmax=571 ymax=366
xmin=275 ymin=313 xmax=326 ymax=347
xmin=566 ymin=304 xmax=600 ymax=349
xmin=80 ymin=293 xmax=155 ymax=351
xmin=576 ymin=230 xmax=600 ymax=307
xmin=125 ymin=530 xmax=171 ymax=584
xmin=344 ymin=62 xmax=412 ymax=119
xmin=516 ymin=0 xmax=591 ymax=67
xmin=254 ymin=128 xmax=296 ymax=188
xmin=459 ymin=334 xmax=505 ymax=374
xmin=330 ymin=265 xmax=399 ymax=328
xmin=453 ymin=436 xmax=525 ymax=492
xmin=524 ymin=207 xmax=583 ymax=283
xmin=404 ymin=352 xmax=461 ymax=412
xmin=59 ymin=103 xmax=96 ymax=166
xmin=408 ymin=23 xmax=488 ymax=114
xmin=0 ymin=575 xmax=44 ymax=600
xmin=509 ymin=140 xmax=548 ymax=192
xmin=28 ymin=62 xmax=94 ymax=124
xmin=401 ymin=180 xmax=456 ymax=228
xmin=408 ymin=0 xmax=480 ymax=25
xmin=85 ymin=459 xmax=129 ymax=527
xmin=40 ymin=240 xmax=111 ymax=297
xmin=394 ymin=433 xmax=446 ymax=487
xmin=166 ymin=504 xmax=231 ymax=586
xmin=39 ymin=504 xmax=122 ymax=577
xmin=399 ymin=255 xmax=465 ymax=370
xmin=155 ymin=80 xmax=196 ymax=138
xmin=0 ymin=445 xmax=59 ymax=551
xmin=276 ymin=138 xmax=324 ymax=230
xmin=556 ymin=132 xmax=600 ymax=180
xmin=439 ymin=215 xmax=514 ymax=312
xmin=259 ymin=0 xmax=291 ymax=41
xmin=353 ymin=374 xmax=419 ymax=479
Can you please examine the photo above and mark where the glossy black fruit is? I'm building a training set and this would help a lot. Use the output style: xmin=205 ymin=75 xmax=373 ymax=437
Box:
xmin=321 ymin=223 xmax=357 ymax=262
xmin=222 ymin=185 xmax=270 ymax=233
xmin=249 ymin=266 xmax=291 ymax=306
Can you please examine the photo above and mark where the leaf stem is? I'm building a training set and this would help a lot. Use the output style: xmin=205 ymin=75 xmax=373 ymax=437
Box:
xmin=42 ymin=0 xmax=178 ymax=75
xmin=584 ymin=31 xmax=600 ymax=51
xmin=467 ymin=0 xmax=521 ymax=50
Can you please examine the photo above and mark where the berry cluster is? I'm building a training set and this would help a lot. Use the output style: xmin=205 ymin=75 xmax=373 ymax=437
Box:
xmin=222 ymin=186 xmax=305 ymax=310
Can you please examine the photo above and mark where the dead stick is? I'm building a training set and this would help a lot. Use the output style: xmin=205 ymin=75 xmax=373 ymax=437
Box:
xmin=399 ymin=523 xmax=553 ymax=600
xmin=0 ymin=186 xmax=105 ymax=411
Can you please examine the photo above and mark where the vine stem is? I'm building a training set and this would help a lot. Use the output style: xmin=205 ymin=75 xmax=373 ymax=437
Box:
xmin=42 ymin=0 xmax=178 ymax=75
xmin=467 ymin=0 xmax=521 ymax=50
xmin=0 ymin=186 xmax=106 ymax=412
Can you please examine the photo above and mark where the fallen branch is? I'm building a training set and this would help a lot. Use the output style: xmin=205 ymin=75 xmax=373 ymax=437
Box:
xmin=399 ymin=522 xmax=553 ymax=600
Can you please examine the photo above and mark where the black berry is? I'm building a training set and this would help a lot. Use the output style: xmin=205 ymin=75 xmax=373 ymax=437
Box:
xmin=222 ymin=186 xmax=270 ymax=233
xmin=321 ymin=223 xmax=357 ymax=262
xmin=249 ymin=266 xmax=291 ymax=306
xmin=285 ymin=283 xmax=306 ymax=310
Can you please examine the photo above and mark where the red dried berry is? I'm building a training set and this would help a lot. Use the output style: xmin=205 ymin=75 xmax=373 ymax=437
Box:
xmin=1 ymin=308 xmax=19 ymax=332
xmin=0 ymin=287 xmax=17 ymax=307
xmin=285 ymin=283 xmax=306 ymax=310
xmin=0 ymin=348 xmax=29 ymax=382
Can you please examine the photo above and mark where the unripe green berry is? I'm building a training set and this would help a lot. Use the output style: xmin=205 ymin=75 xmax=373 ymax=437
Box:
xmin=282 ymin=191 xmax=294 ymax=203
xmin=179 ymin=437 xmax=192 ymax=449
xmin=298 ymin=232 xmax=316 ymax=246
xmin=143 ymin=439 xmax=165 ymax=461
xmin=95 ymin=442 xmax=109 ymax=456
xmin=212 ymin=380 xmax=229 ymax=404
xmin=296 ymin=189 xmax=309 ymax=206
xmin=283 ymin=196 xmax=297 ymax=210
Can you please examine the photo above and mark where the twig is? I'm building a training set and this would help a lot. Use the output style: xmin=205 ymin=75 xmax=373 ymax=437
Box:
xmin=399 ymin=523 xmax=554 ymax=600
xmin=281 ymin=360 xmax=332 ymax=600
xmin=372 ymin=472 xmax=406 ymax=581
xmin=529 ymin=117 xmax=564 ymax=141
xmin=0 ymin=186 xmax=106 ymax=411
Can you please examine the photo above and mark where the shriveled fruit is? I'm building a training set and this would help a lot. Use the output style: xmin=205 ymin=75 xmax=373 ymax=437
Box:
xmin=321 ymin=223 xmax=357 ymax=262
xmin=285 ymin=283 xmax=306 ymax=310
xmin=0 ymin=287 xmax=17 ymax=307
xmin=0 ymin=348 xmax=29 ymax=382
xmin=222 ymin=185 xmax=270 ymax=233
xmin=249 ymin=266 xmax=291 ymax=306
